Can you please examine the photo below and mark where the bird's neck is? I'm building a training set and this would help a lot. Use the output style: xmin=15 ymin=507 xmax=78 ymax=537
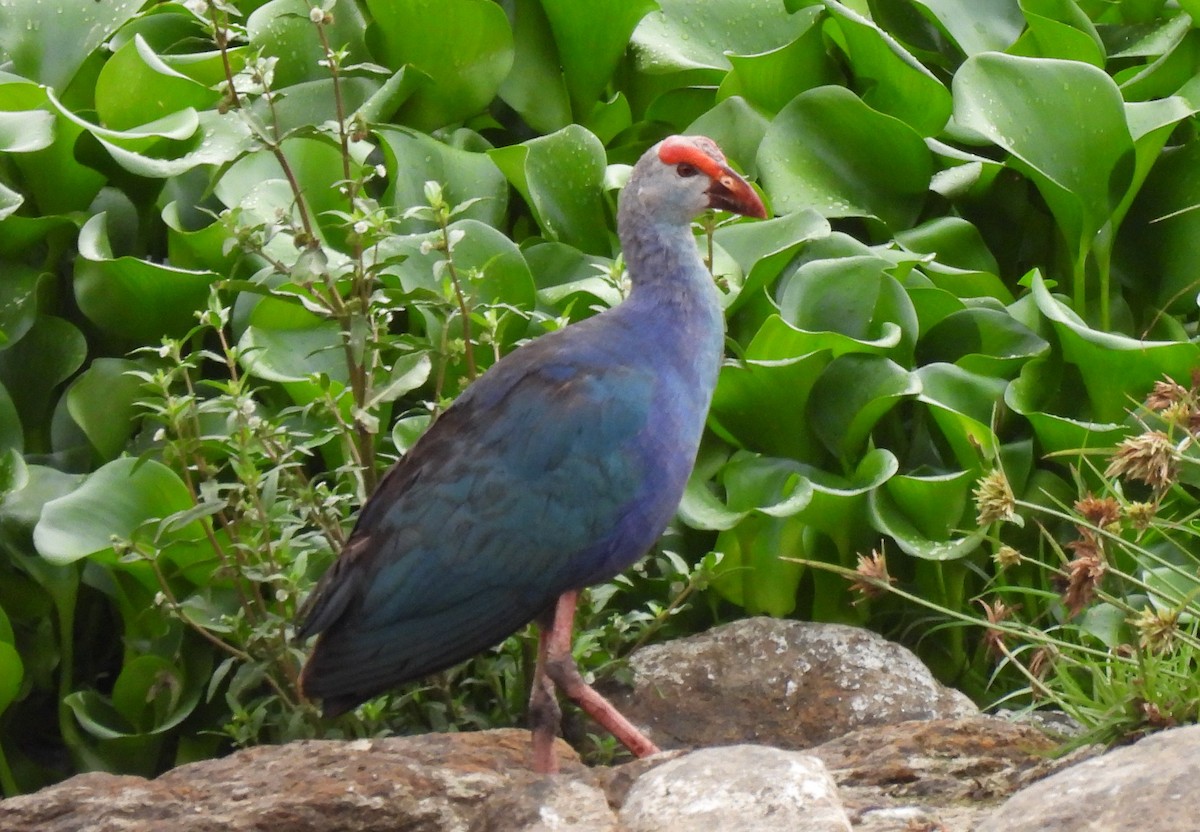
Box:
xmin=615 ymin=216 xmax=725 ymax=384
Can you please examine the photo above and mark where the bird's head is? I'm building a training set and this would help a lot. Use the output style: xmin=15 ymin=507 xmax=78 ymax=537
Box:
xmin=621 ymin=135 xmax=767 ymax=226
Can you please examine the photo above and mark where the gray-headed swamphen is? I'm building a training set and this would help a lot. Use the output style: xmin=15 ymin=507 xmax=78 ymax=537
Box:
xmin=297 ymin=135 xmax=766 ymax=773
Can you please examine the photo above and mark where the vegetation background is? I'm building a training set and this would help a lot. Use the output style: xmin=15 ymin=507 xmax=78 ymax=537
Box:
xmin=2 ymin=0 xmax=1200 ymax=796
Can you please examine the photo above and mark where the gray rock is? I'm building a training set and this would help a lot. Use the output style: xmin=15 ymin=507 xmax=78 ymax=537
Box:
xmin=976 ymin=723 xmax=1200 ymax=832
xmin=620 ymin=745 xmax=852 ymax=832
xmin=605 ymin=617 xmax=977 ymax=750
xmin=0 ymin=730 xmax=615 ymax=832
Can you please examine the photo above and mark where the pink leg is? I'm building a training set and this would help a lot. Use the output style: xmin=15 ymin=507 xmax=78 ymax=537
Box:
xmin=537 ymin=590 xmax=661 ymax=765
xmin=529 ymin=625 xmax=562 ymax=774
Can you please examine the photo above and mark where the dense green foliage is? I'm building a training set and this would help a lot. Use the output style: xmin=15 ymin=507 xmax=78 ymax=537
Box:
xmin=2 ymin=0 xmax=1200 ymax=794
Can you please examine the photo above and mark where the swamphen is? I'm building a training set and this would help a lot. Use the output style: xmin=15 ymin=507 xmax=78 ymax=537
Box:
xmin=297 ymin=135 xmax=766 ymax=773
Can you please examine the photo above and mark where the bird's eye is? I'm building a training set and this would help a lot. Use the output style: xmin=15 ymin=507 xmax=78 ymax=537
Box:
xmin=676 ymin=163 xmax=699 ymax=178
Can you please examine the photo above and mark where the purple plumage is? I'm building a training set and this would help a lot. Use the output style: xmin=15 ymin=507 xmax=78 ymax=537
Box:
xmin=297 ymin=135 xmax=766 ymax=771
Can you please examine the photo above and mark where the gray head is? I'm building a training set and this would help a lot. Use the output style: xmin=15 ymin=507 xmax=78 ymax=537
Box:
xmin=618 ymin=135 xmax=767 ymax=228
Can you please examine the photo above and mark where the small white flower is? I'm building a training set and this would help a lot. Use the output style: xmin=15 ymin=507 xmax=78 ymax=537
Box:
xmin=309 ymin=6 xmax=326 ymax=23
xmin=375 ymin=164 xmax=387 ymax=178
xmin=353 ymin=220 xmax=370 ymax=235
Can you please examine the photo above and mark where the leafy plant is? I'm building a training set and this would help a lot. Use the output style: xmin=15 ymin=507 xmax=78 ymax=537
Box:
xmin=2 ymin=0 xmax=1200 ymax=793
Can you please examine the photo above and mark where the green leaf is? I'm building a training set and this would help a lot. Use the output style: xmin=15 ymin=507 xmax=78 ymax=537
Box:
xmin=0 ymin=109 xmax=54 ymax=153
xmin=686 ymin=96 xmax=772 ymax=179
xmin=248 ymin=0 xmax=369 ymax=87
xmin=1014 ymin=0 xmax=1105 ymax=67
xmin=916 ymin=363 xmax=1008 ymax=468
xmin=710 ymin=350 xmax=831 ymax=462
xmin=95 ymin=35 xmax=219 ymax=131
xmin=375 ymin=128 xmax=508 ymax=232
xmin=632 ymin=0 xmax=811 ymax=73
xmin=713 ymin=513 xmax=807 ymax=616
xmin=0 ymin=0 xmax=143 ymax=91
xmin=540 ymin=0 xmax=656 ymax=118
xmin=823 ymin=1 xmax=952 ymax=135
xmin=0 ymin=641 xmax=23 ymax=716
xmin=759 ymin=86 xmax=932 ymax=228
xmin=717 ymin=8 xmax=836 ymax=116
xmin=0 ymin=264 xmax=42 ymax=348
xmin=776 ymin=255 xmax=918 ymax=360
xmin=33 ymin=457 xmax=198 ymax=565
xmin=906 ymin=0 xmax=1025 ymax=55
xmin=868 ymin=469 xmax=985 ymax=561
xmin=953 ymin=53 xmax=1134 ymax=257
xmin=497 ymin=0 xmax=572 ymax=133
xmin=0 ymin=316 xmax=86 ymax=451
xmin=365 ymin=0 xmax=514 ymax=130
xmin=919 ymin=306 xmax=1050 ymax=376
xmin=489 ymin=125 xmax=610 ymax=254
xmin=713 ymin=209 xmax=831 ymax=314
xmin=65 ymin=358 xmax=146 ymax=460
xmin=1029 ymin=272 xmax=1198 ymax=422
xmin=810 ymin=354 xmax=920 ymax=462
xmin=1004 ymin=356 xmax=1128 ymax=453
xmin=74 ymin=213 xmax=218 ymax=342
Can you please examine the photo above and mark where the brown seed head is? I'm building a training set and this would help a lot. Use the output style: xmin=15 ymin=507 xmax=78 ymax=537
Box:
xmin=1104 ymin=430 xmax=1177 ymax=492
xmin=1063 ymin=531 xmax=1106 ymax=618
xmin=1075 ymin=494 xmax=1121 ymax=530
xmin=849 ymin=548 xmax=895 ymax=603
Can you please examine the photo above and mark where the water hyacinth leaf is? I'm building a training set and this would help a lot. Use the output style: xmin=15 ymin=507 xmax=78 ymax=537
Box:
xmin=758 ymin=86 xmax=932 ymax=229
xmin=810 ymin=354 xmax=920 ymax=462
xmin=712 ymin=513 xmax=807 ymax=616
xmin=895 ymin=216 xmax=1000 ymax=276
xmin=776 ymin=256 xmax=918 ymax=360
xmin=0 ymin=264 xmax=41 ymax=348
xmin=1029 ymin=273 xmax=1199 ymax=423
xmin=868 ymin=469 xmax=984 ymax=561
xmin=33 ymin=457 xmax=199 ymax=565
xmin=0 ymin=641 xmax=23 ymax=716
xmin=906 ymin=0 xmax=1025 ymax=56
xmin=0 ymin=109 xmax=54 ymax=153
xmin=710 ymin=350 xmax=831 ymax=462
xmin=801 ymin=448 xmax=899 ymax=541
xmin=869 ymin=490 xmax=986 ymax=560
xmin=497 ymin=0 xmax=572 ymax=133
xmin=74 ymin=213 xmax=217 ymax=342
xmin=65 ymin=358 xmax=145 ymax=461
xmin=1078 ymin=602 xmax=1128 ymax=649
xmin=248 ymin=0 xmax=369 ymax=88
xmin=685 ymin=97 xmax=771 ymax=179
xmin=918 ymin=306 xmax=1050 ymax=376
xmin=523 ymin=241 xmax=621 ymax=314
xmin=391 ymin=413 xmax=432 ymax=455
xmin=539 ymin=0 xmax=656 ymax=118
xmin=916 ymin=363 xmax=1008 ymax=469
xmin=365 ymin=0 xmax=514 ymax=130
xmin=714 ymin=209 xmax=830 ymax=314
xmin=823 ymin=1 xmax=952 ymax=136
xmin=0 ymin=316 xmax=86 ymax=451
xmin=238 ymin=301 xmax=347 ymax=385
xmin=718 ymin=8 xmax=835 ymax=116
xmin=680 ymin=451 xmax=815 ymax=532
xmin=95 ymin=36 xmax=219 ymax=131
xmin=953 ymin=53 xmax=1134 ymax=257
xmin=1117 ymin=141 xmax=1200 ymax=312
xmin=1014 ymin=0 xmax=1105 ymax=67
xmin=1113 ymin=94 xmax=1200 ymax=230
xmin=631 ymin=0 xmax=811 ymax=73
xmin=1004 ymin=356 xmax=1128 ymax=453
xmin=375 ymin=128 xmax=508 ymax=232
xmin=0 ymin=0 xmax=143 ymax=91
xmin=489 ymin=125 xmax=610 ymax=254
xmin=379 ymin=219 xmax=536 ymax=347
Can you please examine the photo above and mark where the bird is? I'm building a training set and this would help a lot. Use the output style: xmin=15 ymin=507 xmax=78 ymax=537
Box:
xmin=296 ymin=134 xmax=767 ymax=773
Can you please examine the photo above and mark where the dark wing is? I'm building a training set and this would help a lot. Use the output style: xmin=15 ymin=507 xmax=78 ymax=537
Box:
xmin=297 ymin=334 xmax=661 ymax=714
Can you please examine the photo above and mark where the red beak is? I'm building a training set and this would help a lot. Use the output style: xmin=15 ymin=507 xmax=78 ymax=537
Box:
xmin=707 ymin=167 xmax=767 ymax=219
